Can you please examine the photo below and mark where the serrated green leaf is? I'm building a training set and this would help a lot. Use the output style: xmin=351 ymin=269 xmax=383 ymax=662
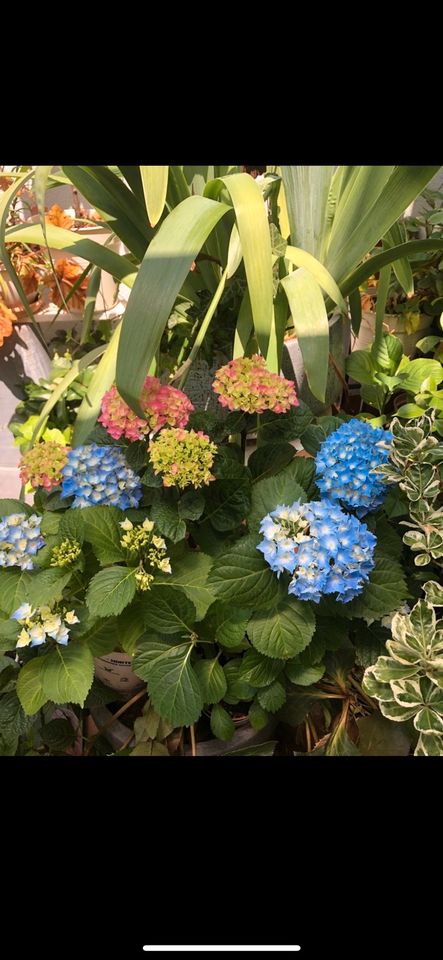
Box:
xmin=80 ymin=618 xmax=120 ymax=656
xmin=248 ymin=442 xmax=294 ymax=482
xmin=86 ymin=567 xmax=137 ymax=618
xmin=0 ymin=690 xmax=33 ymax=742
xmin=248 ymin=700 xmax=270 ymax=731
xmin=210 ymin=703 xmax=235 ymax=741
xmin=133 ymin=637 xmax=202 ymax=726
xmin=153 ymin=551 xmax=214 ymax=621
xmin=194 ymin=657 xmax=227 ymax=704
xmin=207 ymin=535 xmax=283 ymax=609
xmin=257 ymin=679 xmax=287 ymax=712
xmin=41 ymin=642 xmax=94 ymax=707
xmin=150 ymin=499 xmax=186 ymax=543
xmin=26 ymin=569 xmax=72 ymax=609
xmin=178 ymin=490 xmax=205 ymax=521
xmin=249 ymin=459 xmax=315 ymax=529
xmin=256 ymin=400 xmax=313 ymax=443
xmin=141 ymin=586 xmax=196 ymax=634
xmin=248 ymin=597 xmax=315 ymax=660
xmin=203 ymin=460 xmax=252 ymax=532
xmin=16 ymin=657 xmax=48 ymax=715
xmin=39 ymin=513 xmax=62 ymax=537
xmin=285 ymin=662 xmax=325 ymax=686
xmin=40 ymin=718 xmax=77 ymax=751
xmin=198 ymin=603 xmax=249 ymax=650
xmin=115 ymin=604 xmax=146 ymax=655
xmin=239 ymin=648 xmax=285 ymax=687
xmin=81 ymin=506 xmax=126 ymax=564
xmin=223 ymin=659 xmax=257 ymax=704
xmin=58 ymin=510 xmax=85 ymax=545
xmin=341 ymin=557 xmax=408 ymax=622
xmin=0 ymin=499 xmax=34 ymax=518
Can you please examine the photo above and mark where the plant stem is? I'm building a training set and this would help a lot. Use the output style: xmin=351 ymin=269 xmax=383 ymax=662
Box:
xmin=190 ymin=724 xmax=197 ymax=757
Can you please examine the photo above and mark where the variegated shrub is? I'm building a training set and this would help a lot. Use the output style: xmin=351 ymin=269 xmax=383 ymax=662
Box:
xmin=363 ymin=581 xmax=443 ymax=755
xmin=375 ymin=416 xmax=443 ymax=566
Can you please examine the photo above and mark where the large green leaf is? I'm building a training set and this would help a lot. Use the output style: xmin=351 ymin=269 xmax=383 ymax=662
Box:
xmin=80 ymin=506 xmax=126 ymax=564
xmin=249 ymin=458 xmax=315 ymax=529
xmin=194 ymin=657 xmax=227 ymax=704
xmin=207 ymin=535 xmax=283 ymax=609
xmin=239 ymin=648 xmax=285 ymax=687
xmin=326 ymin=166 xmax=395 ymax=267
xmin=5 ymin=222 xmax=137 ymax=287
xmin=62 ymin=165 xmax=150 ymax=260
xmin=384 ymin=221 xmax=414 ymax=296
xmin=133 ymin=638 xmax=203 ymax=726
xmin=210 ymin=703 xmax=235 ymax=740
xmin=284 ymin=245 xmax=347 ymax=314
xmin=281 ymin=267 xmax=330 ymax=402
xmin=327 ymin=166 xmax=442 ymax=285
xmin=141 ymin=586 xmax=196 ymax=634
xmin=280 ymin=166 xmax=334 ymax=259
xmin=248 ymin=597 xmax=316 ymax=659
xmin=152 ymin=551 xmax=214 ymax=621
xmin=150 ymin=498 xmax=186 ymax=544
xmin=16 ymin=657 xmax=48 ymax=715
xmin=206 ymin=173 xmax=274 ymax=364
xmin=202 ymin=460 xmax=252 ymax=532
xmin=140 ymin=166 xmax=169 ymax=227
xmin=72 ymin=324 xmax=122 ymax=446
xmin=257 ymin=679 xmax=287 ymax=712
xmin=86 ymin=567 xmax=137 ymax=617
xmin=116 ymin=194 xmax=229 ymax=415
xmin=41 ymin=642 xmax=94 ymax=706
xmin=342 ymin=557 xmax=408 ymax=622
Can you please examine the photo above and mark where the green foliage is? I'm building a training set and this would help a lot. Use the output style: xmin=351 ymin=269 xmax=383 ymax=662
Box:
xmin=375 ymin=416 xmax=443 ymax=566
xmin=363 ymin=584 xmax=443 ymax=755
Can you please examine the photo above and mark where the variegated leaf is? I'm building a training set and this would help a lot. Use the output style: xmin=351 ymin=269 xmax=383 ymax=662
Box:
xmin=390 ymin=677 xmax=423 ymax=709
xmin=372 ymin=656 xmax=419 ymax=684
xmin=362 ymin=666 xmax=395 ymax=702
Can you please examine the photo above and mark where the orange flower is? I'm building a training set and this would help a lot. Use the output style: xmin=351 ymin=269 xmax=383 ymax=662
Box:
xmin=46 ymin=259 xmax=88 ymax=310
xmin=0 ymin=301 xmax=15 ymax=346
xmin=45 ymin=204 xmax=74 ymax=230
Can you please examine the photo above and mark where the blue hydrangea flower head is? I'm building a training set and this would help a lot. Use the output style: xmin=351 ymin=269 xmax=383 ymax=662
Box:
xmin=315 ymin=419 xmax=393 ymax=515
xmin=0 ymin=513 xmax=45 ymax=570
xmin=61 ymin=443 xmax=142 ymax=510
xmin=257 ymin=498 xmax=376 ymax=603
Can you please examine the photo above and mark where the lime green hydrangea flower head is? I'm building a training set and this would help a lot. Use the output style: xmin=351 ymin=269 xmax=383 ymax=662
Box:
xmin=148 ymin=428 xmax=217 ymax=490
xmin=119 ymin=518 xmax=171 ymax=592
xmin=50 ymin=538 xmax=82 ymax=568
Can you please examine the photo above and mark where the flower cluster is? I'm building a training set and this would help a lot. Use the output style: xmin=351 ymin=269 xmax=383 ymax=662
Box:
xmin=258 ymin=499 xmax=376 ymax=603
xmin=212 ymin=355 xmax=298 ymax=414
xmin=315 ymin=419 xmax=393 ymax=515
xmin=98 ymin=377 xmax=194 ymax=442
xmin=119 ymin=518 xmax=171 ymax=591
xmin=60 ymin=444 xmax=142 ymax=510
xmin=0 ymin=513 xmax=44 ymax=570
xmin=19 ymin=441 xmax=69 ymax=491
xmin=149 ymin=428 xmax=217 ymax=489
xmin=10 ymin=602 xmax=79 ymax=648
xmin=50 ymin=538 xmax=82 ymax=568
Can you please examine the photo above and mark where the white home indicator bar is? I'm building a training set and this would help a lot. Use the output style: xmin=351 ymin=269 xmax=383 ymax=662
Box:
xmin=143 ymin=948 xmax=301 ymax=953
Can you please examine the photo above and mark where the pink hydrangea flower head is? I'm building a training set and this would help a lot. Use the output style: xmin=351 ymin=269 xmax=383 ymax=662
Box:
xmin=19 ymin=441 xmax=69 ymax=491
xmin=98 ymin=377 xmax=194 ymax=442
xmin=149 ymin=428 xmax=217 ymax=490
xmin=212 ymin=355 xmax=298 ymax=414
